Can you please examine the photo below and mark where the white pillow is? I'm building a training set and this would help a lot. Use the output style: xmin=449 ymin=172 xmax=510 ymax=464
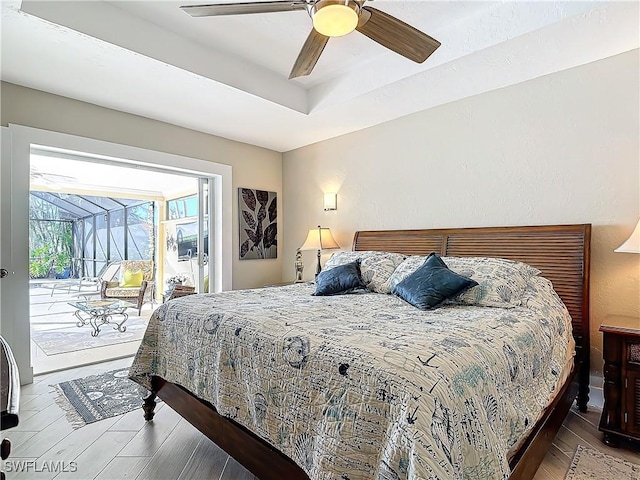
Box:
xmin=387 ymin=255 xmax=428 ymax=291
xmin=389 ymin=255 xmax=541 ymax=307
xmin=324 ymin=251 xmax=405 ymax=294
xmin=443 ymin=256 xmax=541 ymax=307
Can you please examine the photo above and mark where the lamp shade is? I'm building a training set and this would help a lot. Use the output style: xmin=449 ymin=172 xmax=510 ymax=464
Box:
xmin=300 ymin=226 xmax=340 ymax=251
xmin=615 ymin=219 xmax=640 ymax=253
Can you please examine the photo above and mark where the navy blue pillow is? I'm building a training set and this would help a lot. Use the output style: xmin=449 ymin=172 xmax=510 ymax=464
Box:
xmin=314 ymin=261 xmax=367 ymax=296
xmin=392 ymin=253 xmax=478 ymax=310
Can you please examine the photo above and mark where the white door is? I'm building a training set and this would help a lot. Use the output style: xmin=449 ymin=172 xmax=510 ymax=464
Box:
xmin=1 ymin=126 xmax=33 ymax=384
xmin=0 ymin=127 xmax=10 ymax=338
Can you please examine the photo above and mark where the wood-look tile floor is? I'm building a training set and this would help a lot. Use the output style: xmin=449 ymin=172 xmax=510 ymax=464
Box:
xmin=6 ymin=358 xmax=640 ymax=480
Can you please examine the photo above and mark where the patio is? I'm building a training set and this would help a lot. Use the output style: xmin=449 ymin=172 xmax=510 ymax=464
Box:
xmin=28 ymin=185 xmax=159 ymax=374
xmin=30 ymin=282 xmax=154 ymax=374
xmin=27 ymin=153 xmax=203 ymax=374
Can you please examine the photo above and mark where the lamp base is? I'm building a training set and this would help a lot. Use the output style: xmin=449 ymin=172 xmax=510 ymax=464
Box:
xmin=294 ymin=248 xmax=304 ymax=282
xmin=315 ymin=249 xmax=322 ymax=277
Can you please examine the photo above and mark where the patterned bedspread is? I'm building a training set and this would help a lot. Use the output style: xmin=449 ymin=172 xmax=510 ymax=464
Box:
xmin=129 ymin=277 xmax=574 ymax=480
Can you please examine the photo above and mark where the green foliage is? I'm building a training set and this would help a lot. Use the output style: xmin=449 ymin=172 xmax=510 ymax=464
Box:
xmin=29 ymin=244 xmax=72 ymax=278
xmin=29 ymin=196 xmax=73 ymax=278
xmin=29 ymin=246 xmax=51 ymax=279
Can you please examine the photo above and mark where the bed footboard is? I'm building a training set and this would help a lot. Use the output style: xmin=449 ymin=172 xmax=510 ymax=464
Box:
xmin=147 ymin=376 xmax=309 ymax=480
xmin=144 ymin=367 xmax=581 ymax=480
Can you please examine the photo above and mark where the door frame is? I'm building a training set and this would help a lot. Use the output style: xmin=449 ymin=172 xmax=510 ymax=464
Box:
xmin=4 ymin=124 xmax=233 ymax=385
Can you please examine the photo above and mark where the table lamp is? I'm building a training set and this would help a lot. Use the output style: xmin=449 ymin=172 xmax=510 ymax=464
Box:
xmin=300 ymin=226 xmax=340 ymax=276
xmin=615 ymin=218 xmax=640 ymax=253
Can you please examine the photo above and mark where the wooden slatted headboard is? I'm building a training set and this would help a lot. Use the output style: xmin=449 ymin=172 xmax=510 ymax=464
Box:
xmin=353 ymin=224 xmax=592 ymax=400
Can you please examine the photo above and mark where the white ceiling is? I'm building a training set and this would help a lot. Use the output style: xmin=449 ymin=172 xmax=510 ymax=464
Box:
xmin=1 ymin=1 xmax=638 ymax=152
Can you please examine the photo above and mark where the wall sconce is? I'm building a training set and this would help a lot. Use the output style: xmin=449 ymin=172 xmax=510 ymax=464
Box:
xmin=323 ymin=193 xmax=337 ymax=211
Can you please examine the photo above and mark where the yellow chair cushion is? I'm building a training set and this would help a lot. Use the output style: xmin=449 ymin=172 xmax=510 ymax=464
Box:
xmin=120 ymin=269 xmax=143 ymax=287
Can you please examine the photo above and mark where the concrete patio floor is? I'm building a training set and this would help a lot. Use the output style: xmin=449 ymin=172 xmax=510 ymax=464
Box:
xmin=30 ymin=283 xmax=154 ymax=374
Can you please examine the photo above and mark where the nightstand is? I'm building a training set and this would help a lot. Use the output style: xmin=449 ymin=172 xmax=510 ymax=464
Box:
xmin=264 ymin=281 xmax=306 ymax=287
xmin=163 ymin=285 xmax=196 ymax=302
xmin=599 ymin=323 xmax=640 ymax=446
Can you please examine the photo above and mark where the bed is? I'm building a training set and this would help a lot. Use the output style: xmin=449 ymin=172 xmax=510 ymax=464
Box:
xmin=129 ymin=224 xmax=591 ymax=480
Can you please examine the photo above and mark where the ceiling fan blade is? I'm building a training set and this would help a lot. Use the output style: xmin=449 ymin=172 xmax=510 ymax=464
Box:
xmin=356 ymin=7 xmax=441 ymax=63
xmin=289 ymin=29 xmax=329 ymax=79
xmin=181 ymin=1 xmax=308 ymax=17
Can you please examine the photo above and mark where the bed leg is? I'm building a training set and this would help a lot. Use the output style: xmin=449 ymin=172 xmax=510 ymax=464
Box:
xmin=577 ymin=357 xmax=590 ymax=413
xmin=143 ymin=392 xmax=157 ymax=421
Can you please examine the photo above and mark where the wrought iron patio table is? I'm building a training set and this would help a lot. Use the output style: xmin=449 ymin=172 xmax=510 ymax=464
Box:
xmin=69 ymin=300 xmax=133 ymax=337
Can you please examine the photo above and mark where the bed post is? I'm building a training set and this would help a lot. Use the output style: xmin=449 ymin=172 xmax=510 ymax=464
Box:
xmin=143 ymin=391 xmax=157 ymax=421
xmin=577 ymin=356 xmax=590 ymax=412
xmin=576 ymin=223 xmax=591 ymax=413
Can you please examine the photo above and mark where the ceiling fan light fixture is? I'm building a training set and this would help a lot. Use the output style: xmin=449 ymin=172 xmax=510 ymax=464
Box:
xmin=312 ymin=1 xmax=359 ymax=37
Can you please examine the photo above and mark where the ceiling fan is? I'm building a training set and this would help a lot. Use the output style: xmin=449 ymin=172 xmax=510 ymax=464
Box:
xmin=180 ymin=0 xmax=441 ymax=79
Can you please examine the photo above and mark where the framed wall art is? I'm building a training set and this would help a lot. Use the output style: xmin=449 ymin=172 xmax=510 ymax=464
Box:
xmin=238 ymin=188 xmax=277 ymax=260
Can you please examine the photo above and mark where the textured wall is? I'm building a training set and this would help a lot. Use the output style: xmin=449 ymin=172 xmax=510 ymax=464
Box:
xmin=0 ymin=82 xmax=283 ymax=290
xmin=283 ymin=50 xmax=640 ymax=377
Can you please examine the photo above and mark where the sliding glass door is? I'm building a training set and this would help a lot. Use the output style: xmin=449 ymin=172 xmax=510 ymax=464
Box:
xmin=3 ymin=124 xmax=232 ymax=383
xmin=167 ymin=178 xmax=214 ymax=294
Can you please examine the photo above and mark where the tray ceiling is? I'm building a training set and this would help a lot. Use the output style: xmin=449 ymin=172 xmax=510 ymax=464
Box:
xmin=1 ymin=1 xmax=638 ymax=152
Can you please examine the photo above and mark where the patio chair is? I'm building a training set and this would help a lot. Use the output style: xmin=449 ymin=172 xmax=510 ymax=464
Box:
xmin=43 ymin=261 xmax=119 ymax=297
xmin=100 ymin=260 xmax=155 ymax=315
xmin=75 ymin=262 xmax=121 ymax=294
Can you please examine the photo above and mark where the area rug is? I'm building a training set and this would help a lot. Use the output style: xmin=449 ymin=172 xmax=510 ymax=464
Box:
xmin=53 ymin=368 xmax=154 ymax=429
xmin=565 ymin=445 xmax=640 ymax=480
xmin=32 ymin=317 xmax=149 ymax=355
